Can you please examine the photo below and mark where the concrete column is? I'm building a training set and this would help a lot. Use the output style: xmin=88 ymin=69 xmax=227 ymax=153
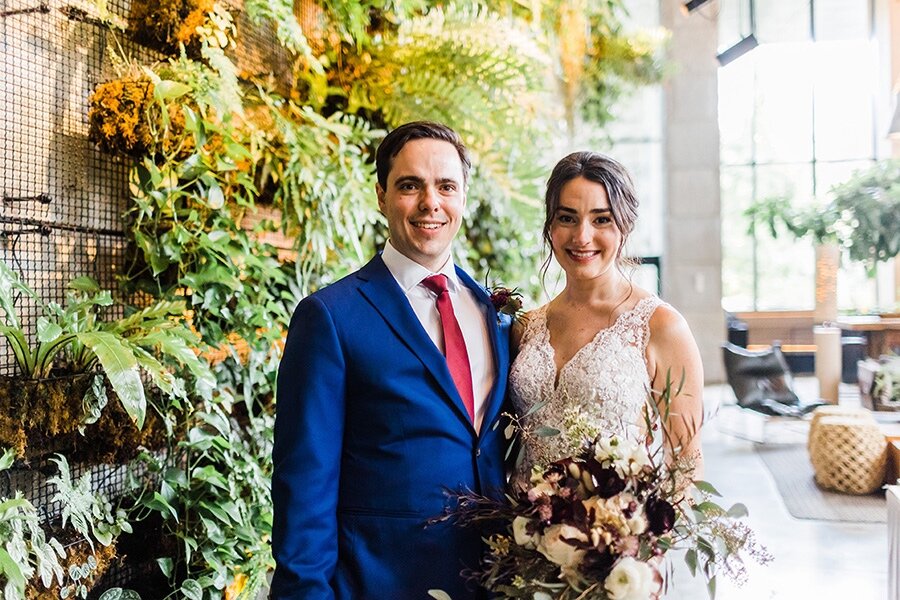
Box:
xmin=660 ymin=3 xmax=725 ymax=382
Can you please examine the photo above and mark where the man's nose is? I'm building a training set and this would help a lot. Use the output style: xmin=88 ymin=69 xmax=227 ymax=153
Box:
xmin=418 ymin=186 xmax=440 ymax=212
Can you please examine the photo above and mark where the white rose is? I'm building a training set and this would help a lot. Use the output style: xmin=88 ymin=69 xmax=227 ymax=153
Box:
xmin=626 ymin=510 xmax=647 ymax=536
xmin=536 ymin=524 xmax=588 ymax=568
xmin=512 ymin=516 xmax=539 ymax=549
xmin=604 ymin=557 xmax=656 ymax=600
xmin=626 ymin=445 xmax=652 ymax=474
xmin=594 ymin=436 xmax=624 ymax=463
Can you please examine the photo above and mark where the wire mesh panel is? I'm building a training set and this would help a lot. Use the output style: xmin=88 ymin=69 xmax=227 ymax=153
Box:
xmin=2 ymin=0 xmax=286 ymax=592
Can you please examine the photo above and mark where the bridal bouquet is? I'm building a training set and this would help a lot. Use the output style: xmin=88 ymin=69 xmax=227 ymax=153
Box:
xmin=431 ymin=410 xmax=769 ymax=600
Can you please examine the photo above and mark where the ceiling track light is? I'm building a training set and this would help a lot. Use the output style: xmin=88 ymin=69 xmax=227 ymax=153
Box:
xmin=682 ymin=0 xmax=713 ymax=14
xmin=717 ymin=34 xmax=759 ymax=66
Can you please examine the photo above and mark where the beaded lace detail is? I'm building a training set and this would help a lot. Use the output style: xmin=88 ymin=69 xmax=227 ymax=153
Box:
xmin=509 ymin=296 xmax=664 ymax=483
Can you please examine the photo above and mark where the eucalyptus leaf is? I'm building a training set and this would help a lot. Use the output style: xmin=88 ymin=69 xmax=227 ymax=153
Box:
xmin=693 ymin=480 xmax=722 ymax=497
xmin=726 ymin=502 xmax=749 ymax=518
xmin=534 ymin=426 xmax=560 ymax=438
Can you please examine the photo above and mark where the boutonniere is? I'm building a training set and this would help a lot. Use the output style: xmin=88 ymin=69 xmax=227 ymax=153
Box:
xmin=487 ymin=284 xmax=524 ymax=323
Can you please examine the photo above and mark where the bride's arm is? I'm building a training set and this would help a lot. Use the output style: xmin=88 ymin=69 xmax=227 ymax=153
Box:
xmin=645 ymin=305 xmax=705 ymax=480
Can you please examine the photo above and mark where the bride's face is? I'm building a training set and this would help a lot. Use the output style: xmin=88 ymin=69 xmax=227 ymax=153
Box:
xmin=549 ymin=176 xmax=623 ymax=282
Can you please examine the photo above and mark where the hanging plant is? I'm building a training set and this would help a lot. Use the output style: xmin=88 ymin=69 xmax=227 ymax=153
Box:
xmin=128 ymin=0 xmax=214 ymax=55
xmin=88 ymin=73 xmax=193 ymax=158
xmin=0 ymin=261 xmax=214 ymax=458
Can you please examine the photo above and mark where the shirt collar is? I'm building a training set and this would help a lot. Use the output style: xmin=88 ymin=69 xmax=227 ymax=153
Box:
xmin=381 ymin=240 xmax=462 ymax=293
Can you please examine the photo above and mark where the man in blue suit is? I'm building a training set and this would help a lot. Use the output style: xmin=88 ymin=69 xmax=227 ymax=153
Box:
xmin=271 ymin=121 xmax=511 ymax=599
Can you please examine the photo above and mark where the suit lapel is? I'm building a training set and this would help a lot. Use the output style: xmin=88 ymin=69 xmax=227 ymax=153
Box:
xmin=357 ymin=256 xmax=474 ymax=430
xmin=455 ymin=267 xmax=510 ymax=431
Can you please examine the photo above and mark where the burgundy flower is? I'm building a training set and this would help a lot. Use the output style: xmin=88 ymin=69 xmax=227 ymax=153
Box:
xmin=645 ymin=495 xmax=676 ymax=535
xmin=584 ymin=458 xmax=626 ymax=499
xmin=580 ymin=548 xmax=615 ymax=577
xmin=488 ymin=286 xmax=524 ymax=317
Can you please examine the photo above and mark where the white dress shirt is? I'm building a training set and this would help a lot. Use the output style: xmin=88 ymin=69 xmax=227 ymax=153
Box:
xmin=381 ymin=241 xmax=496 ymax=433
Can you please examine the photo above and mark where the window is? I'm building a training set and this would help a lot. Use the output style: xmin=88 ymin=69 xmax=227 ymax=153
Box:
xmin=719 ymin=0 xmax=890 ymax=312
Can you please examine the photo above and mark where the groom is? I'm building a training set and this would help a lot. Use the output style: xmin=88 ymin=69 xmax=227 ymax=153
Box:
xmin=270 ymin=121 xmax=511 ymax=599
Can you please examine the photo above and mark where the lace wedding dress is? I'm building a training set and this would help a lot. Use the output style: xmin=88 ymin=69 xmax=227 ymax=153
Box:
xmin=509 ymin=296 xmax=665 ymax=483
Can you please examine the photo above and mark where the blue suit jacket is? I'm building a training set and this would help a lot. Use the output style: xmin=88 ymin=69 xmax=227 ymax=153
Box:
xmin=271 ymin=255 xmax=511 ymax=600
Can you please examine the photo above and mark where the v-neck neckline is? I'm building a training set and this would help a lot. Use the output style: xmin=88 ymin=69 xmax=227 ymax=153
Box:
xmin=540 ymin=297 xmax=652 ymax=390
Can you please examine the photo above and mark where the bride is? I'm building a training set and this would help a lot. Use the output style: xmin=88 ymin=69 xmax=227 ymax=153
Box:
xmin=510 ymin=151 xmax=704 ymax=483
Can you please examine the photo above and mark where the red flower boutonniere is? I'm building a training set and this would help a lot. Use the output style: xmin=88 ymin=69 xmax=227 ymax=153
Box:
xmin=488 ymin=285 xmax=524 ymax=322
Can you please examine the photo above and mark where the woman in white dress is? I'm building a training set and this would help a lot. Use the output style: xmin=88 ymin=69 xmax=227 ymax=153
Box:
xmin=510 ymin=151 xmax=704 ymax=483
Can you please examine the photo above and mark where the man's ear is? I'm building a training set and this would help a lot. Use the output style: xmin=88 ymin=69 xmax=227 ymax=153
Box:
xmin=376 ymin=183 xmax=385 ymax=212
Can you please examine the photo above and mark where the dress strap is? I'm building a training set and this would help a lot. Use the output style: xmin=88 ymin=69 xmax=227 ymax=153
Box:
xmin=629 ymin=296 xmax=664 ymax=353
xmin=518 ymin=304 xmax=549 ymax=346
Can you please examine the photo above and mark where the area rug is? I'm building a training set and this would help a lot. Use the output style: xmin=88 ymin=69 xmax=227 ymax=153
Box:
xmin=755 ymin=444 xmax=886 ymax=523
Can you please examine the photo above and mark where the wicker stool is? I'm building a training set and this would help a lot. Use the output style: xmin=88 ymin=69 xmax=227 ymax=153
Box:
xmin=810 ymin=416 xmax=886 ymax=494
xmin=808 ymin=406 xmax=875 ymax=452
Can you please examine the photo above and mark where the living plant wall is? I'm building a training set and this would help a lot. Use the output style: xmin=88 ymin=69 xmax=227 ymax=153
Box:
xmin=0 ymin=0 xmax=664 ymax=597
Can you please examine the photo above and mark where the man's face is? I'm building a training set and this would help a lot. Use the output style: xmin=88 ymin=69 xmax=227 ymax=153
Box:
xmin=377 ymin=138 xmax=467 ymax=272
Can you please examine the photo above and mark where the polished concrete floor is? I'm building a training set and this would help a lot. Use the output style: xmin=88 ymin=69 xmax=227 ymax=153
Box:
xmin=664 ymin=380 xmax=888 ymax=599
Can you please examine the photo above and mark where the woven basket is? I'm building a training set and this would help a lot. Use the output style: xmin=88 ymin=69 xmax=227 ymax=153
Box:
xmin=807 ymin=405 xmax=875 ymax=452
xmin=810 ymin=416 xmax=886 ymax=494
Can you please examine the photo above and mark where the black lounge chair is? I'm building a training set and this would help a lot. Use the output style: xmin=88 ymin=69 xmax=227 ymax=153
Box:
xmin=722 ymin=342 xmax=826 ymax=418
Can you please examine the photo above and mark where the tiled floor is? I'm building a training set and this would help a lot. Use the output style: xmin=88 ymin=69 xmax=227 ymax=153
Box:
xmin=665 ymin=379 xmax=888 ymax=599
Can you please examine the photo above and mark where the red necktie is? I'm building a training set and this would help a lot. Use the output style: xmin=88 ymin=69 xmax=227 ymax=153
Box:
xmin=421 ymin=274 xmax=475 ymax=424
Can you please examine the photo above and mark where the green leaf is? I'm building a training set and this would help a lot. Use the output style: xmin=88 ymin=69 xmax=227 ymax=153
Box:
xmin=693 ymin=501 xmax=722 ymax=516
xmin=155 ymin=80 xmax=192 ymax=101
xmin=207 ymin=182 xmax=225 ymax=209
xmin=76 ymin=331 xmax=146 ymax=428
xmin=0 ymin=447 xmax=15 ymax=471
xmin=0 ymin=325 xmax=35 ymax=376
xmin=36 ymin=317 xmax=62 ymax=343
xmin=684 ymin=548 xmax=698 ymax=577
xmin=534 ymin=426 xmax=560 ymax=438
xmin=707 ymin=574 xmax=717 ymax=599
xmin=68 ymin=276 xmax=101 ymax=294
xmin=145 ymin=491 xmax=179 ymax=522
xmin=727 ymin=502 xmax=749 ymax=518
xmin=0 ymin=547 xmax=26 ymax=594
xmin=693 ymin=480 xmax=722 ymax=497
xmin=156 ymin=557 xmax=174 ymax=579
xmin=181 ymin=579 xmax=203 ymax=600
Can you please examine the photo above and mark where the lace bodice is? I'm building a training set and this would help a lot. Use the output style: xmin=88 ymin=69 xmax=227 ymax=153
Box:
xmin=509 ymin=296 xmax=664 ymax=482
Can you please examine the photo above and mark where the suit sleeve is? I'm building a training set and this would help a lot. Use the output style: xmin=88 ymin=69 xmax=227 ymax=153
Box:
xmin=270 ymin=295 xmax=346 ymax=600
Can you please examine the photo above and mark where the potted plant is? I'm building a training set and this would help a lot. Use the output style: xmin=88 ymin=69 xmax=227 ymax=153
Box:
xmin=746 ymin=160 xmax=900 ymax=276
xmin=0 ymin=260 xmax=214 ymax=459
